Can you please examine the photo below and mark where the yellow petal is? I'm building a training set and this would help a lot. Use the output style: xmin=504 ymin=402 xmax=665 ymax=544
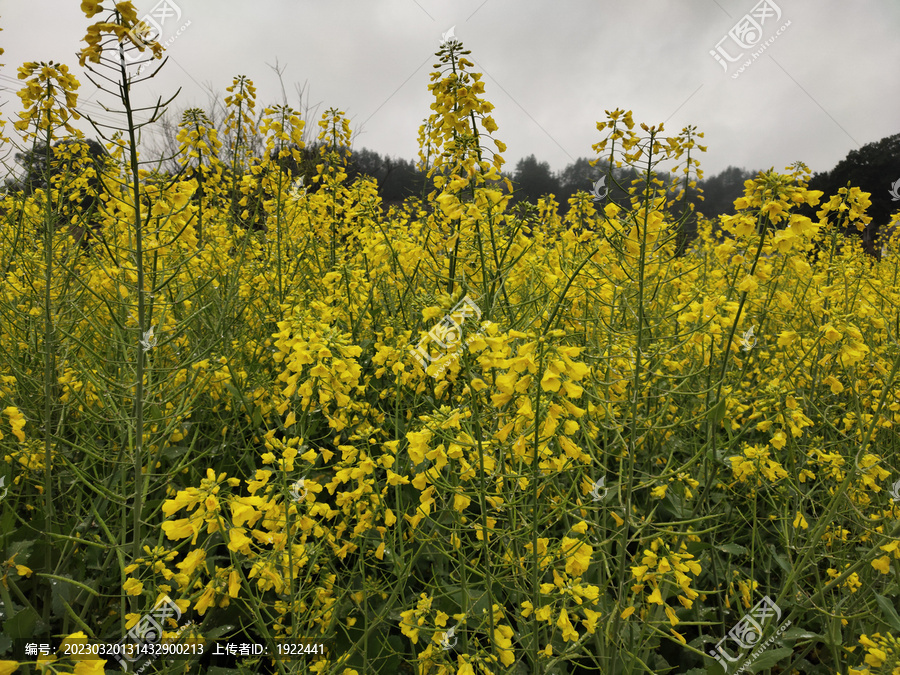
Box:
xmin=123 ymin=578 xmax=143 ymax=596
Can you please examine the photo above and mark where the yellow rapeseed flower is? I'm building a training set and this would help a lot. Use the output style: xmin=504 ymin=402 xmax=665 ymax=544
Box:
xmin=123 ymin=577 xmax=143 ymax=595
xmin=561 ymin=537 xmax=593 ymax=576
xmin=871 ymin=556 xmax=891 ymax=575
xmin=74 ymin=661 xmax=106 ymax=675
xmin=556 ymin=608 xmax=579 ymax=642
xmin=80 ymin=1 xmax=104 ymax=18
xmin=3 ymin=407 xmax=25 ymax=443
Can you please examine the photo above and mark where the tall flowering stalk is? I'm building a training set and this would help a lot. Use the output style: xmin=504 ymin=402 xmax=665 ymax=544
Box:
xmin=420 ymin=33 xmax=509 ymax=296
xmin=0 ymin=20 xmax=12 ymax=151
xmin=13 ymin=61 xmax=83 ymax=612
xmin=176 ymin=108 xmax=223 ymax=243
xmin=77 ymin=1 xmax=175 ymax=569
xmin=315 ymin=108 xmax=352 ymax=269
xmin=223 ymin=75 xmax=259 ymax=230
xmin=257 ymin=104 xmax=304 ymax=303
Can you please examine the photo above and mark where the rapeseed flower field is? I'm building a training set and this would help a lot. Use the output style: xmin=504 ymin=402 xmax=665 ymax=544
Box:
xmin=0 ymin=4 xmax=898 ymax=674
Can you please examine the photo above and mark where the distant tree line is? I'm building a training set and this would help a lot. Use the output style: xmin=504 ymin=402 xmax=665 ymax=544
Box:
xmin=504 ymin=133 xmax=900 ymax=255
xmin=802 ymin=133 xmax=900 ymax=257
xmin=5 ymin=126 xmax=899 ymax=255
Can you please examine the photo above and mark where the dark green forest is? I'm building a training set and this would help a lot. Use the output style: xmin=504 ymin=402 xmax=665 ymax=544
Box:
xmin=7 ymin=124 xmax=899 ymax=254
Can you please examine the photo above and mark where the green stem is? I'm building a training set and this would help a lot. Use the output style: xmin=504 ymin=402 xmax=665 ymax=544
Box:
xmin=118 ymin=45 xmax=146 ymax=567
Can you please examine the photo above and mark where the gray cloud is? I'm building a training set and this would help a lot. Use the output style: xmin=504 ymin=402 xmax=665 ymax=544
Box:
xmin=2 ymin=0 xmax=898 ymax=179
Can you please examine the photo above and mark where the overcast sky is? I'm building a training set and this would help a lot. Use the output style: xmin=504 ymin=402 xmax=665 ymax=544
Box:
xmin=2 ymin=1 xmax=898 ymax=182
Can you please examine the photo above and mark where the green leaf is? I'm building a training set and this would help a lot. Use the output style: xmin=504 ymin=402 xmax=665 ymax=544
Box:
xmin=222 ymin=381 xmax=243 ymax=405
xmin=49 ymin=575 xmax=76 ymax=619
xmin=875 ymin=593 xmax=900 ymax=631
xmin=3 ymin=607 xmax=39 ymax=639
xmin=781 ymin=626 xmax=821 ymax=640
xmin=716 ymin=543 xmax=749 ymax=556
xmin=708 ymin=398 xmax=727 ymax=424
xmin=662 ymin=491 xmax=688 ymax=519
xmin=162 ymin=445 xmax=191 ymax=460
xmin=824 ymin=614 xmax=842 ymax=647
xmin=6 ymin=539 xmax=36 ymax=564
xmin=768 ymin=544 xmax=791 ymax=573
xmin=744 ymin=647 xmax=793 ymax=672
xmin=204 ymin=624 xmax=236 ymax=640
